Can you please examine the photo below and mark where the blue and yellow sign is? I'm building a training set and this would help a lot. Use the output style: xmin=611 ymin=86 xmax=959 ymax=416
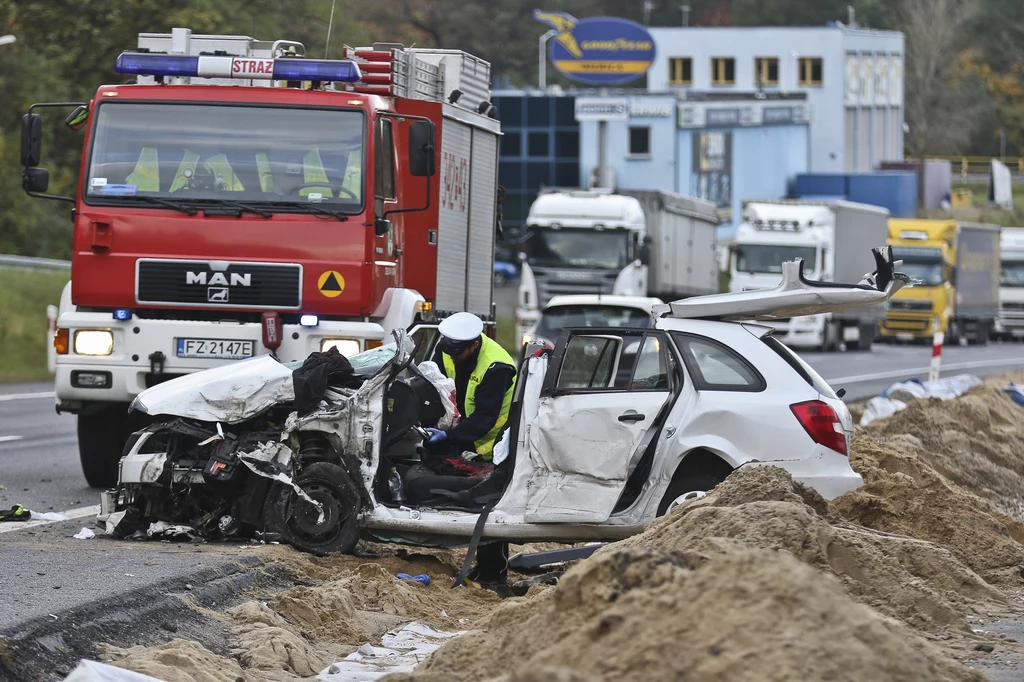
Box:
xmin=534 ymin=11 xmax=656 ymax=86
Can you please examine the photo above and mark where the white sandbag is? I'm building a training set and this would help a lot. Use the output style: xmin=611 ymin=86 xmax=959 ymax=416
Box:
xmin=859 ymin=396 xmax=907 ymax=427
xmin=883 ymin=381 xmax=927 ymax=404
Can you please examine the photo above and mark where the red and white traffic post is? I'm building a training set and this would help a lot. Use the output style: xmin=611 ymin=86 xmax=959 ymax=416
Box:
xmin=928 ymin=329 xmax=944 ymax=383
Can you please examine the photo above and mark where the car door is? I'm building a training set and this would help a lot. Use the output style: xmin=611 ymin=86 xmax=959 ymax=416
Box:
xmin=524 ymin=328 xmax=674 ymax=523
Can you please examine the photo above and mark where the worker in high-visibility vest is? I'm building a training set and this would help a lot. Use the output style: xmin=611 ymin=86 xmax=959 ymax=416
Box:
xmin=424 ymin=312 xmax=517 ymax=587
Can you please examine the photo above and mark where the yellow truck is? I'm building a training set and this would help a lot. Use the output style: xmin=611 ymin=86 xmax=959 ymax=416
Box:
xmin=879 ymin=219 xmax=1000 ymax=344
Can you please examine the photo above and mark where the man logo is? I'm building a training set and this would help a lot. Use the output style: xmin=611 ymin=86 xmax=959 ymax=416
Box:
xmin=208 ymin=287 xmax=229 ymax=303
xmin=186 ymin=271 xmax=252 ymax=287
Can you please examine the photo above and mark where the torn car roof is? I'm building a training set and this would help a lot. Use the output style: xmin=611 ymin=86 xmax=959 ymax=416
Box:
xmin=667 ymin=246 xmax=912 ymax=321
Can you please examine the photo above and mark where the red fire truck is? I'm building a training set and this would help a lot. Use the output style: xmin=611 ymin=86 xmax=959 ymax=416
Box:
xmin=19 ymin=29 xmax=501 ymax=487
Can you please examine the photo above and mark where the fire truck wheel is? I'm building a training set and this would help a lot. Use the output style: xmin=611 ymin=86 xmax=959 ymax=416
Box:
xmin=77 ymin=404 xmax=132 ymax=488
xmin=263 ymin=461 xmax=361 ymax=556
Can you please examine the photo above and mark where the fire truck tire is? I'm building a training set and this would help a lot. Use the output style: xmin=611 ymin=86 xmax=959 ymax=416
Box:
xmin=77 ymin=404 xmax=132 ymax=488
xmin=263 ymin=461 xmax=361 ymax=556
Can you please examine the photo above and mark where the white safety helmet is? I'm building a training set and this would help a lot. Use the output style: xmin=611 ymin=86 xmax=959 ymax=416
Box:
xmin=438 ymin=312 xmax=484 ymax=353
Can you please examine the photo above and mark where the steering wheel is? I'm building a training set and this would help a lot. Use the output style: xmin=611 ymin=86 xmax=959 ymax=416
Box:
xmin=286 ymin=182 xmax=358 ymax=200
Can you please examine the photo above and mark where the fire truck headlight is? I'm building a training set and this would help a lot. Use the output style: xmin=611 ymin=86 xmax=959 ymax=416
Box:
xmin=74 ymin=330 xmax=114 ymax=356
xmin=320 ymin=338 xmax=360 ymax=356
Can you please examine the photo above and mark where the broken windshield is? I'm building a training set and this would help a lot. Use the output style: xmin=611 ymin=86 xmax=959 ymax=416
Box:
xmin=735 ymin=245 xmax=817 ymax=275
xmin=523 ymin=227 xmax=630 ymax=270
xmin=84 ymin=102 xmax=364 ymax=211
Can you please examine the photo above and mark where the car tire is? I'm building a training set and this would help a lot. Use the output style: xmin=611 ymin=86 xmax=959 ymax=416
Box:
xmin=657 ymin=473 xmax=724 ymax=517
xmin=78 ymin=404 xmax=132 ymax=488
xmin=263 ymin=461 xmax=361 ymax=556
xmin=494 ymin=272 xmax=506 ymax=288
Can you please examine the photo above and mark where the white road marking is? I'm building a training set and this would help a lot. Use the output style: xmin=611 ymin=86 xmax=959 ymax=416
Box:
xmin=0 ymin=391 xmax=55 ymax=402
xmin=0 ymin=436 xmax=23 ymax=443
xmin=0 ymin=504 xmax=101 ymax=534
xmin=825 ymin=358 xmax=1024 ymax=385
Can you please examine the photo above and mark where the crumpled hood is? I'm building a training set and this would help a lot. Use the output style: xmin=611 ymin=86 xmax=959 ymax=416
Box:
xmin=130 ymin=355 xmax=295 ymax=424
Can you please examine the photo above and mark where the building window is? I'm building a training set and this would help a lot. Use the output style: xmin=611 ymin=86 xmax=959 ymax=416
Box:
xmin=628 ymin=126 xmax=651 ymax=156
xmin=528 ymin=131 xmax=550 ymax=157
xmin=799 ymin=57 xmax=823 ymax=86
xmin=711 ymin=57 xmax=735 ymax=85
xmin=755 ymin=57 xmax=779 ymax=86
xmin=669 ymin=57 xmax=692 ymax=85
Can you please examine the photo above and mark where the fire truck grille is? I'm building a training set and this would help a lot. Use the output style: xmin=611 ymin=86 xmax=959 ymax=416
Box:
xmin=136 ymin=259 xmax=302 ymax=309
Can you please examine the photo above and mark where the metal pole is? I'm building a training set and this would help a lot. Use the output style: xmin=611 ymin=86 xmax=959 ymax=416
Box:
xmin=680 ymin=5 xmax=690 ymax=27
xmin=539 ymin=30 xmax=556 ymax=90
xmin=598 ymin=120 xmax=607 ymax=187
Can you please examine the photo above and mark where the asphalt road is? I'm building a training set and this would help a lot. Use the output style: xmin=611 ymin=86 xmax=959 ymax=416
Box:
xmin=1 ymin=338 xmax=1022 ymax=635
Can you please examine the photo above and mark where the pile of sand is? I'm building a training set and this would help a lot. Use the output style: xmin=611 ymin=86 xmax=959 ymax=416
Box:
xmin=388 ymin=546 xmax=983 ymax=682
xmin=385 ymin=467 xmax=1017 ymax=682
xmin=101 ymin=378 xmax=1024 ymax=682
xmin=861 ymin=375 xmax=1024 ymax=520
xmin=101 ymin=546 xmax=499 ymax=682
xmin=835 ymin=434 xmax=1024 ymax=586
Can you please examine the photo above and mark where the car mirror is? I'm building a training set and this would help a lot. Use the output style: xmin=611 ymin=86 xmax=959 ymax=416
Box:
xmin=23 ymin=167 xmax=49 ymax=193
xmin=408 ymin=120 xmax=436 ymax=177
xmin=21 ymin=113 xmax=42 ymax=167
xmin=64 ymin=105 xmax=89 ymax=131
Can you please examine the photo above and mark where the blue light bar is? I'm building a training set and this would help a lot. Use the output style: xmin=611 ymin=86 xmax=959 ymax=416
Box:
xmin=299 ymin=314 xmax=319 ymax=327
xmin=113 ymin=52 xmax=362 ymax=83
xmin=115 ymin=53 xmax=199 ymax=76
xmin=272 ymin=59 xmax=361 ymax=83
xmin=113 ymin=308 xmax=132 ymax=321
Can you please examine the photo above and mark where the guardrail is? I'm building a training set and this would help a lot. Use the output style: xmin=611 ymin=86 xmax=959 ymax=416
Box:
xmin=908 ymin=155 xmax=1024 ymax=179
xmin=0 ymin=254 xmax=70 ymax=270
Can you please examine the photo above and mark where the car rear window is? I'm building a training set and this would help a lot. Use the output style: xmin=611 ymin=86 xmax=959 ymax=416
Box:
xmin=761 ymin=335 xmax=837 ymax=398
xmin=536 ymin=305 xmax=653 ymax=338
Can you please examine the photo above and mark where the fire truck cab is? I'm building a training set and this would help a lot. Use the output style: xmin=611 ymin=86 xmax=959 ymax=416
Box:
xmin=20 ymin=29 xmax=501 ymax=487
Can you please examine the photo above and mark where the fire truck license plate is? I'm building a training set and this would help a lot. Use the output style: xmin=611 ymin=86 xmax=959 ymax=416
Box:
xmin=176 ymin=338 xmax=255 ymax=360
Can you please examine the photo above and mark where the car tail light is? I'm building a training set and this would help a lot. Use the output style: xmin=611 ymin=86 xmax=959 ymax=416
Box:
xmin=790 ymin=400 xmax=848 ymax=456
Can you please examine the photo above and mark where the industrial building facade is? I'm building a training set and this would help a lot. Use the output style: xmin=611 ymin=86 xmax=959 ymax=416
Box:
xmin=646 ymin=24 xmax=905 ymax=173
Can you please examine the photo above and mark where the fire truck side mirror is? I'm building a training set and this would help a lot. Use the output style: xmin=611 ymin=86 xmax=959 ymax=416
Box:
xmin=21 ymin=113 xmax=43 ymax=167
xmin=64 ymin=105 xmax=89 ymax=131
xmin=23 ymin=167 xmax=50 ymax=194
xmin=408 ymin=121 xmax=436 ymax=177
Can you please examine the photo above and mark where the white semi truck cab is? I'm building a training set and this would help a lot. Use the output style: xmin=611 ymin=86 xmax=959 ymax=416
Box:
xmin=730 ymin=199 xmax=889 ymax=351
xmin=995 ymin=227 xmax=1024 ymax=339
xmin=516 ymin=189 xmax=649 ymax=344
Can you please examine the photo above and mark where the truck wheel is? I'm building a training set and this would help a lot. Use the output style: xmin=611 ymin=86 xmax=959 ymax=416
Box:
xmin=78 ymin=404 xmax=132 ymax=488
xmin=848 ymin=322 xmax=875 ymax=351
xmin=970 ymin=321 xmax=991 ymax=346
xmin=263 ymin=461 xmax=361 ymax=556
xmin=946 ymin=321 xmax=961 ymax=346
xmin=820 ymin=321 xmax=840 ymax=352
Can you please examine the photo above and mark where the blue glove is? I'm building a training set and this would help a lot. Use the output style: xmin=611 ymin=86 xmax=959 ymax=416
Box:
xmin=425 ymin=427 xmax=447 ymax=444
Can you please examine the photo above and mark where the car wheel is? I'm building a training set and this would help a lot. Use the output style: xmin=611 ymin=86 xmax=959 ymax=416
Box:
xmin=657 ymin=473 xmax=724 ymax=516
xmin=263 ymin=461 xmax=361 ymax=556
xmin=78 ymin=403 xmax=134 ymax=488
xmin=494 ymin=272 xmax=506 ymax=287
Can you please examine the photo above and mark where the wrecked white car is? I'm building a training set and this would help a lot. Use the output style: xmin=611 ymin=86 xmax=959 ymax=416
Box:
xmin=99 ymin=247 xmax=911 ymax=558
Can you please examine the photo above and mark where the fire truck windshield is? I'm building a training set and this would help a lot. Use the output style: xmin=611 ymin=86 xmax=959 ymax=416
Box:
xmin=84 ymin=102 xmax=364 ymax=211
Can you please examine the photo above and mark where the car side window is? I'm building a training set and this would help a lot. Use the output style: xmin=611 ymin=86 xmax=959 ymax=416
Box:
xmin=672 ymin=332 xmax=766 ymax=392
xmin=631 ymin=335 xmax=669 ymax=390
xmin=555 ymin=331 xmax=670 ymax=392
